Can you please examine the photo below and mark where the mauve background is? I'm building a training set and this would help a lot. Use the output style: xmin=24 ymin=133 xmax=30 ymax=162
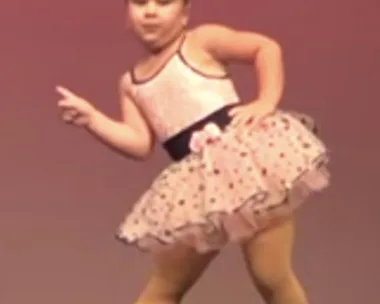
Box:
xmin=1 ymin=0 xmax=379 ymax=303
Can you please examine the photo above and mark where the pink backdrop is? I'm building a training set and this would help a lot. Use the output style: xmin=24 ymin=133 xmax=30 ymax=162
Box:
xmin=1 ymin=0 xmax=379 ymax=303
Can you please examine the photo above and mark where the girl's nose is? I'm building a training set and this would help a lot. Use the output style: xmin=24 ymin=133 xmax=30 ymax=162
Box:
xmin=144 ymin=1 xmax=158 ymax=17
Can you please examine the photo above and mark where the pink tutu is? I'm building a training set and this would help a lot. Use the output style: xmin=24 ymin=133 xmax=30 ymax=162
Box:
xmin=116 ymin=110 xmax=330 ymax=253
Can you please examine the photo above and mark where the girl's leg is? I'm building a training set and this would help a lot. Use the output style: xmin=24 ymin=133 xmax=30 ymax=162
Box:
xmin=134 ymin=243 xmax=219 ymax=304
xmin=240 ymin=216 xmax=308 ymax=304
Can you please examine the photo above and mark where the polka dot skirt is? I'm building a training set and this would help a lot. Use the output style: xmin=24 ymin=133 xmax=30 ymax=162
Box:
xmin=116 ymin=111 xmax=330 ymax=253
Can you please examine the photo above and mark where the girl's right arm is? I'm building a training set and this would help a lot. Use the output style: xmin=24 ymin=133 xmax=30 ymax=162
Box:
xmin=84 ymin=73 xmax=155 ymax=160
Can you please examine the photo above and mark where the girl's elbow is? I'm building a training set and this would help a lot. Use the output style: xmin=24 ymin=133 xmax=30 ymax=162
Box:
xmin=267 ymin=39 xmax=282 ymax=54
xmin=135 ymin=137 xmax=155 ymax=161
xmin=258 ymin=39 xmax=283 ymax=61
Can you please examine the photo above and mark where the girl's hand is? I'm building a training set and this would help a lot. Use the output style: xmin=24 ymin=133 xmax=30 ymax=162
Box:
xmin=56 ymin=86 xmax=96 ymax=127
xmin=228 ymin=100 xmax=276 ymax=129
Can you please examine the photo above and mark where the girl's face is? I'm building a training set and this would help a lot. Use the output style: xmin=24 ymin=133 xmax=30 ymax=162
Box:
xmin=126 ymin=0 xmax=189 ymax=51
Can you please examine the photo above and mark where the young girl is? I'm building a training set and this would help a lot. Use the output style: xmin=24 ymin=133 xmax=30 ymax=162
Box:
xmin=56 ymin=0 xmax=330 ymax=303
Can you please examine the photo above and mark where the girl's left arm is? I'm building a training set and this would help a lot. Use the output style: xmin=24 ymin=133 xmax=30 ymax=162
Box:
xmin=193 ymin=23 xmax=284 ymax=109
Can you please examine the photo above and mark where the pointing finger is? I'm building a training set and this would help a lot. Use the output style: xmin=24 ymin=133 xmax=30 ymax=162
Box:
xmin=55 ymin=85 xmax=76 ymax=98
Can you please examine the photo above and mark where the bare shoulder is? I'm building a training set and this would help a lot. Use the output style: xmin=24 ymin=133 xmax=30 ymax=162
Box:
xmin=189 ymin=23 xmax=277 ymax=43
xmin=187 ymin=23 xmax=281 ymax=63
xmin=119 ymin=71 xmax=135 ymax=98
xmin=186 ymin=23 xmax=232 ymax=50
xmin=188 ymin=23 xmax=251 ymax=47
xmin=181 ymin=24 xmax=231 ymax=61
xmin=189 ymin=23 xmax=235 ymax=40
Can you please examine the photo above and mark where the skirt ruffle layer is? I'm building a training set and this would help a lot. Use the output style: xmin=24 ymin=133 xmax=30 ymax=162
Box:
xmin=116 ymin=111 xmax=330 ymax=253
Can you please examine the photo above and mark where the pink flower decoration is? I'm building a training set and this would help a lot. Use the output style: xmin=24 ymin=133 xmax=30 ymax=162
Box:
xmin=189 ymin=123 xmax=222 ymax=153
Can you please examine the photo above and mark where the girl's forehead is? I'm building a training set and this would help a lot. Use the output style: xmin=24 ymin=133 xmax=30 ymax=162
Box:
xmin=126 ymin=0 xmax=189 ymax=4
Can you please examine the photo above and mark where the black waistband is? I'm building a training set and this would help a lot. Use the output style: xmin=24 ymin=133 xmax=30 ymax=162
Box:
xmin=162 ymin=104 xmax=235 ymax=161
